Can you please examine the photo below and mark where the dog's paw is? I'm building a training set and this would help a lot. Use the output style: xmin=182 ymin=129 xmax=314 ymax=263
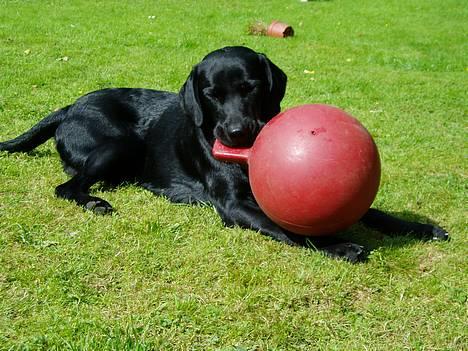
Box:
xmin=430 ymin=225 xmax=449 ymax=241
xmin=85 ymin=199 xmax=113 ymax=215
xmin=321 ymin=242 xmax=367 ymax=263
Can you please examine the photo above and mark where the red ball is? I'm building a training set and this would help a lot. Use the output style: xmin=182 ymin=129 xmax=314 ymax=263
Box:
xmin=250 ymin=104 xmax=380 ymax=235
xmin=212 ymin=104 xmax=381 ymax=236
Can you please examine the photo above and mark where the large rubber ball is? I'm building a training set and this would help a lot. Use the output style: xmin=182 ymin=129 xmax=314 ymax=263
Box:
xmin=248 ymin=104 xmax=381 ymax=235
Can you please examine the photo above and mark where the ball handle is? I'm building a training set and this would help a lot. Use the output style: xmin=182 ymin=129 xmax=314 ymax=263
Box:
xmin=212 ymin=139 xmax=251 ymax=165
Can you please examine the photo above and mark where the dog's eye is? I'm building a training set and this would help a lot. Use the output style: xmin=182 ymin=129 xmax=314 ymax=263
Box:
xmin=205 ymin=88 xmax=224 ymax=102
xmin=239 ymin=83 xmax=253 ymax=95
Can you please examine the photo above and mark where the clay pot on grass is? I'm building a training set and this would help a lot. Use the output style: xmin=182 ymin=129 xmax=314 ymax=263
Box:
xmin=248 ymin=20 xmax=294 ymax=38
xmin=267 ymin=21 xmax=294 ymax=38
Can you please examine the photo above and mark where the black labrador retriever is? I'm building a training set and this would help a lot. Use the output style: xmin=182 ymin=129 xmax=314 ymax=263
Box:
xmin=0 ymin=46 xmax=448 ymax=261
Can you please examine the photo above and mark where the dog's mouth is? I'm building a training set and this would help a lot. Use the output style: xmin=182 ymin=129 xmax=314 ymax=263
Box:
xmin=216 ymin=133 xmax=255 ymax=148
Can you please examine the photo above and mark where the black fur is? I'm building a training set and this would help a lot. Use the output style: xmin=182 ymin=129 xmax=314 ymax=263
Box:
xmin=0 ymin=46 xmax=448 ymax=261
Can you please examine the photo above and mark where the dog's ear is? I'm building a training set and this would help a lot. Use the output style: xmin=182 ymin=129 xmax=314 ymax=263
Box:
xmin=180 ymin=65 xmax=203 ymax=127
xmin=259 ymin=54 xmax=287 ymax=119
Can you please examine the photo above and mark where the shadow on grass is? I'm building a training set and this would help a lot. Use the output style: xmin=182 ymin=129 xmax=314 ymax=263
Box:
xmin=26 ymin=149 xmax=55 ymax=157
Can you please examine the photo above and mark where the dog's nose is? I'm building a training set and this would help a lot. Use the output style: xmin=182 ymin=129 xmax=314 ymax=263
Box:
xmin=227 ymin=126 xmax=247 ymax=140
xmin=226 ymin=125 xmax=250 ymax=145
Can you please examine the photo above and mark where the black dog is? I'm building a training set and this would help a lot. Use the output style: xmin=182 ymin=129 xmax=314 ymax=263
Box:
xmin=0 ymin=46 xmax=448 ymax=261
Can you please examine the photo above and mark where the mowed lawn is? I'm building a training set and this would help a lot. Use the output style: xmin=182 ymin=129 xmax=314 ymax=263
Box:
xmin=0 ymin=0 xmax=466 ymax=350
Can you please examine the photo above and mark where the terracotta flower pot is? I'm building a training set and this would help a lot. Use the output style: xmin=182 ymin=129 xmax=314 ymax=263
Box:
xmin=267 ymin=21 xmax=294 ymax=38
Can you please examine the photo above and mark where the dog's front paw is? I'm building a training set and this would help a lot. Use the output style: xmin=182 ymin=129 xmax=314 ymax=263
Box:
xmin=321 ymin=242 xmax=367 ymax=263
xmin=85 ymin=199 xmax=113 ymax=215
xmin=430 ymin=225 xmax=449 ymax=241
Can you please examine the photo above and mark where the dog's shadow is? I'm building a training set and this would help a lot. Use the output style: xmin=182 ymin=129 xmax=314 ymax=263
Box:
xmin=26 ymin=149 xmax=55 ymax=157
xmin=0 ymin=148 xmax=55 ymax=158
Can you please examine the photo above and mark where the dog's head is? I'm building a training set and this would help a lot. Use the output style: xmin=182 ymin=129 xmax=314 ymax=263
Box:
xmin=180 ymin=46 xmax=287 ymax=147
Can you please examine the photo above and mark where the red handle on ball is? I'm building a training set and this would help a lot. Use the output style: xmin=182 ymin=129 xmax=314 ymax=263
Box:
xmin=212 ymin=139 xmax=251 ymax=165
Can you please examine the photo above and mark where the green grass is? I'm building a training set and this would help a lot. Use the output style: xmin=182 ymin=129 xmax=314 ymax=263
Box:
xmin=0 ymin=0 xmax=466 ymax=349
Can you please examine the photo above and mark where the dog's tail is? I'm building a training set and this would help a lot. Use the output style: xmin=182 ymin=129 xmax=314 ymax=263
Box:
xmin=0 ymin=106 xmax=69 ymax=153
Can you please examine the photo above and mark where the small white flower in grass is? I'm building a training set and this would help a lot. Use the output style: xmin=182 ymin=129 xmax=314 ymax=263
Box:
xmin=304 ymin=69 xmax=316 ymax=80
xmin=148 ymin=15 xmax=156 ymax=20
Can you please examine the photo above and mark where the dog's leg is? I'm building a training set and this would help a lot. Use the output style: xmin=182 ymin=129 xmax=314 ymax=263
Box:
xmin=218 ymin=202 xmax=298 ymax=245
xmin=55 ymin=141 xmax=143 ymax=214
xmin=55 ymin=173 xmax=113 ymax=214
xmin=360 ymin=208 xmax=449 ymax=241
xmin=217 ymin=202 xmax=366 ymax=262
